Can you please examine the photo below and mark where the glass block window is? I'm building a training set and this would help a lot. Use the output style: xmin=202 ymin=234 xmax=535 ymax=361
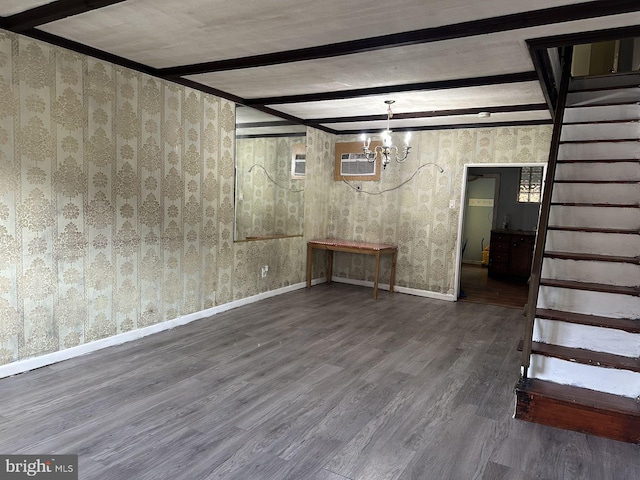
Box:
xmin=518 ymin=166 xmax=543 ymax=203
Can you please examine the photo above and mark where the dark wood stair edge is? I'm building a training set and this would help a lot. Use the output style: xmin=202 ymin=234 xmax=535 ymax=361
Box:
xmin=544 ymin=251 xmax=640 ymax=264
xmin=559 ymin=139 xmax=640 ymax=144
xmin=547 ymin=226 xmax=640 ymax=235
xmin=515 ymin=378 xmax=640 ymax=444
xmin=549 ymin=202 xmax=639 ymax=208
xmin=530 ymin=341 xmax=640 ymax=373
xmin=563 ymin=119 xmax=640 ymax=125
xmin=557 ymin=159 xmax=640 ymax=163
xmin=535 ymin=308 xmax=640 ymax=334
xmin=565 ymin=101 xmax=640 ymax=108
xmin=553 ymin=180 xmax=639 ymax=184
xmin=539 ymin=278 xmax=640 ymax=297
xmin=568 ymin=84 xmax=640 ymax=94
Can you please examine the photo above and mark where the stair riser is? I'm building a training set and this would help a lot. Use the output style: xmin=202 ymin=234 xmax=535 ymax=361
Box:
xmin=533 ymin=318 xmax=640 ymax=357
xmin=566 ymin=87 xmax=640 ymax=107
xmin=549 ymin=205 xmax=640 ymax=229
xmin=515 ymin=381 xmax=640 ymax=444
xmin=560 ymin=122 xmax=640 ymax=142
xmin=542 ymin=258 xmax=640 ymax=288
xmin=545 ymin=230 xmax=640 ymax=257
xmin=551 ymin=183 xmax=640 ymax=205
xmin=529 ymin=355 xmax=640 ymax=398
xmin=555 ymin=162 xmax=640 ymax=182
xmin=558 ymin=141 xmax=640 ymax=160
xmin=538 ymin=286 xmax=640 ymax=319
xmin=564 ymin=104 xmax=640 ymax=123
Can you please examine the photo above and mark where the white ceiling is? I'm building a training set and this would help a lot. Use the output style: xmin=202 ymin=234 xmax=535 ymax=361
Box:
xmin=2 ymin=0 xmax=640 ymax=135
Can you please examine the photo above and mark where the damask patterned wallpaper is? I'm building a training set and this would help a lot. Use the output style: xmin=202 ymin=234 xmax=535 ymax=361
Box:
xmin=0 ymin=30 xmax=274 ymax=367
xmin=329 ymin=127 xmax=552 ymax=294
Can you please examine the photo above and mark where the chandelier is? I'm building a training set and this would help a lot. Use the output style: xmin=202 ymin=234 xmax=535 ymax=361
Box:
xmin=361 ymin=100 xmax=411 ymax=169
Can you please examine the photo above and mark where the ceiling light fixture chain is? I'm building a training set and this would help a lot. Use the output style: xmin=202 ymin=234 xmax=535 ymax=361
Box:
xmin=361 ymin=100 xmax=411 ymax=169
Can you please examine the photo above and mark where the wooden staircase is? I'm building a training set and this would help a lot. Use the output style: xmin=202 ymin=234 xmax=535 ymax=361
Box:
xmin=516 ymin=73 xmax=640 ymax=444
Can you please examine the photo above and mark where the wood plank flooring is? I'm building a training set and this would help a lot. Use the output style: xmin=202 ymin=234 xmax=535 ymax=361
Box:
xmin=459 ymin=264 xmax=529 ymax=309
xmin=1 ymin=283 xmax=638 ymax=480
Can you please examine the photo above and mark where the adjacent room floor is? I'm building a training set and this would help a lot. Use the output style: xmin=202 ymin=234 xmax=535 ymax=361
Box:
xmin=459 ymin=263 xmax=529 ymax=310
xmin=1 ymin=283 xmax=638 ymax=479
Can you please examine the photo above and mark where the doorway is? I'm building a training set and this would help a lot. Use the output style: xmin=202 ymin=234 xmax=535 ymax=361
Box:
xmin=454 ymin=164 xmax=545 ymax=309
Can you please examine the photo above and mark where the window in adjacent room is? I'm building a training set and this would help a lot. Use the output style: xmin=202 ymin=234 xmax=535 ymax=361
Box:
xmin=518 ymin=166 xmax=543 ymax=203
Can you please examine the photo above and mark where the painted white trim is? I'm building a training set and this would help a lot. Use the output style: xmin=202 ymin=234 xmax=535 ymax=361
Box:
xmin=0 ymin=282 xmax=308 ymax=379
xmin=330 ymin=276 xmax=455 ymax=302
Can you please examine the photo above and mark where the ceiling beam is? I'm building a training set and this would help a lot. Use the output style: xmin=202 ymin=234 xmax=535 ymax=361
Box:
xmin=158 ymin=0 xmax=640 ymax=76
xmin=307 ymin=104 xmax=549 ymax=125
xmin=0 ymin=0 xmax=128 ymax=32
xmin=245 ymin=72 xmax=539 ymax=106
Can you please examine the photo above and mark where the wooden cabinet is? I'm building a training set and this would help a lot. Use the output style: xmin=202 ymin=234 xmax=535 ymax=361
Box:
xmin=488 ymin=229 xmax=535 ymax=280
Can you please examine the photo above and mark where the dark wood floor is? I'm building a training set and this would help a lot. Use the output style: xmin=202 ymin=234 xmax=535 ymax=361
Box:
xmin=1 ymin=284 xmax=638 ymax=479
xmin=459 ymin=264 xmax=529 ymax=309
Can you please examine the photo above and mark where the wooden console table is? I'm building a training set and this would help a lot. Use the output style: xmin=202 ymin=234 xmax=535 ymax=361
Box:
xmin=306 ymin=239 xmax=398 ymax=299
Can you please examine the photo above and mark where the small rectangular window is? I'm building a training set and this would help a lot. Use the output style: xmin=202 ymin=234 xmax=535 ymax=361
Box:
xmin=518 ymin=166 xmax=543 ymax=203
xmin=290 ymin=143 xmax=306 ymax=179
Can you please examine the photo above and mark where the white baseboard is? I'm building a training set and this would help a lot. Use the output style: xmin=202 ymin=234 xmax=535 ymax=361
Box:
xmin=330 ymin=277 xmax=455 ymax=302
xmin=0 ymin=282 xmax=308 ymax=379
xmin=0 ymin=277 xmax=453 ymax=379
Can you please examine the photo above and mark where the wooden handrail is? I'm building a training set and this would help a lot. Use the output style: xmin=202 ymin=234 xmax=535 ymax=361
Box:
xmin=520 ymin=46 xmax=573 ymax=382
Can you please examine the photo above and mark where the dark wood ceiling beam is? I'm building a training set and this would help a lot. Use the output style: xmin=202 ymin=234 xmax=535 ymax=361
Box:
xmin=1 ymin=0 xmax=128 ymax=32
xmin=308 ymin=103 xmax=549 ymax=125
xmin=157 ymin=0 xmax=640 ymax=76
xmin=246 ymin=72 xmax=538 ymax=106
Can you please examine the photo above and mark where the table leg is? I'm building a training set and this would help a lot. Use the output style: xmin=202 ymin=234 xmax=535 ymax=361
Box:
xmin=306 ymin=244 xmax=313 ymax=288
xmin=327 ymin=250 xmax=333 ymax=284
xmin=373 ymin=251 xmax=381 ymax=299
xmin=389 ymin=250 xmax=397 ymax=294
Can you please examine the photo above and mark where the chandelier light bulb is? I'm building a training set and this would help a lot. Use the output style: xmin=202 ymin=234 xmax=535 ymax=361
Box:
xmin=360 ymin=100 xmax=412 ymax=169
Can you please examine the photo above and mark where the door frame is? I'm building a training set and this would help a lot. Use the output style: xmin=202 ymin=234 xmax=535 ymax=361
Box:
xmin=453 ymin=162 xmax=547 ymax=301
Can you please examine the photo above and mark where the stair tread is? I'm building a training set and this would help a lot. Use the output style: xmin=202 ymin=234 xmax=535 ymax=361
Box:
xmin=563 ymin=120 xmax=640 ymax=125
xmin=557 ymin=159 xmax=640 ymax=163
xmin=516 ymin=378 xmax=640 ymax=417
xmin=554 ymin=180 xmax=639 ymax=184
xmin=544 ymin=251 xmax=640 ymax=264
xmin=566 ymin=101 xmax=640 ymax=108
xmin=550 ymin=202 xmax=639 ymax=208
xmin=536 ymin=308 xmax=640 ymax=333
xmin=547 ymin=226 xmax=640 ymax=234
xmin=531 ymin=341 xmax=640 ymax=374
xmin=539 ymin=278 xmax=640 ymax=296
xmin=559 ymin=139 xmax=640 ymax=144
xmin=569 ymin=85 xmax=640 ymax=93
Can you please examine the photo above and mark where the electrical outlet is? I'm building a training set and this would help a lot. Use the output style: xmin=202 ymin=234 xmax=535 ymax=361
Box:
xmin=261 ymin=265 xmax=269 ymax=278
xmin=449 ymin=199 xmax=456 ymax=209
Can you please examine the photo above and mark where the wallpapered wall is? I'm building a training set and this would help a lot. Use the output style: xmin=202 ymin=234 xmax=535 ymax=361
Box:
xmin=0 ymin=31 xmax=318 ymax=367
xmin=329 ymin=127 xmax=552 ymax=294
xmin=235 ymin=136 xmax=305 ymax=240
